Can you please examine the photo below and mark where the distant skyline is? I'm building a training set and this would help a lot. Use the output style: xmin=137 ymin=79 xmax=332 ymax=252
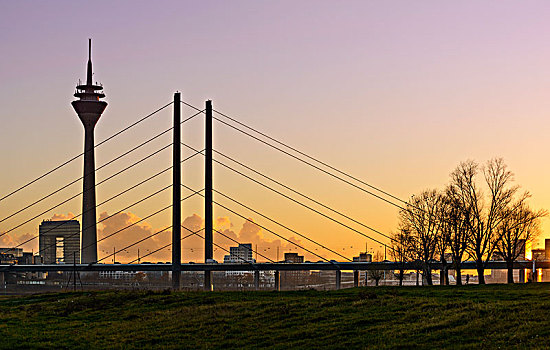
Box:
xmin=2 ymin=1 xmax=550 ymax=262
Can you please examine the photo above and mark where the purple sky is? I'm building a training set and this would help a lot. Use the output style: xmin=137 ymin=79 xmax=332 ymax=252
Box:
xmin=2 ymin=1 xmax=550 ymax=260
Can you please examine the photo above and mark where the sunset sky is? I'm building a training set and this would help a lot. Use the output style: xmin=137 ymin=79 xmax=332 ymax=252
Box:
xmin=2 ymin=1 xmax=550 ymax=263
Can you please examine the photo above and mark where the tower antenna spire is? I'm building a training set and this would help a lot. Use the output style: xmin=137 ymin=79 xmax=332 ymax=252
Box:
xmin=86 ymin=38 xmax=93 ymax=85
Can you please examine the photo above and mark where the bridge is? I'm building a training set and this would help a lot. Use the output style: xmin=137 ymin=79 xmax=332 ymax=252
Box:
xmin=0 ymin=92 xmax=540 ymax=291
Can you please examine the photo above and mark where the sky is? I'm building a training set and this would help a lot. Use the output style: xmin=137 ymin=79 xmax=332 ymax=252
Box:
xmin=1 ymin=1 xmax=550 ymax=263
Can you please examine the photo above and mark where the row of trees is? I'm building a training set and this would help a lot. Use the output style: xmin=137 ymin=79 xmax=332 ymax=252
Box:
xmin=391 ymin=158 xmax=546 ymax=285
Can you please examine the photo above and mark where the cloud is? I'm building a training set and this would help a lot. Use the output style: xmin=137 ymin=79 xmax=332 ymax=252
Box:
xmin=239 ymin=218 xmax=262 ymax=242
xmin=215 ymin=216 xmax=233 ymax=231
xmin=182 ymin=213 xmax=203 ymax=232
xmin=50 ymin=212 xmax=75 ymax=221
xmin=97 ymin=211 xmax=171 ymax=263
xmin=0 ymin=231 xmax=37 ymax=252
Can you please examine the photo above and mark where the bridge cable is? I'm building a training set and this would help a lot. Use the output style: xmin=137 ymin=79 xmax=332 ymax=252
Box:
xmin=81 ymin=189 xmax=203 ymax=256
xmin=89 ymin=190 xmax=206 ymax=265
xmin=8 ymin=150 xmax=204 ymax=252
xmin=36 ymin=188 xmax=202 ymax=263
xmin=128 ymin=228 xmax=205 ymax=264
xmin=0 ymin=110 xmax=202 ymax=225
xmin=0 ymin=101 xmax=174 ymax=203
xmin=182 ymin=101 xmax=426 ymax=216
xmin=211 ymin=116 xmax=406 ymax=211
xmin=23 ymin=185 xmax=170 ymax=257
xmin=181 ymin=98 xmax=407 ymax=208
xmin=0 ymin=143 xmax=172 ymax=240
xmin=95 ymin=226 xmax=172 ymax=264
xmin=91 ymin=190 xmax=204 ymax=264
xmin=183 ymin=226 xmax=262 ymax=269
xmin=212 ymin=149 xmax=396 ymax=244
xmin=212 ymin=227 xmax=276 ymax=263
xmin=211 ymin=108 xmax=410 ymax=207
xmin=180 ymin=183 xmax=338 ymax=264
xmin=213 ymin=189 xmax=351 ymax=262
xmin=128 ymin=224 xmax=276 ymax=264
xmin=180 ymin=142 xmax=394 ymax=249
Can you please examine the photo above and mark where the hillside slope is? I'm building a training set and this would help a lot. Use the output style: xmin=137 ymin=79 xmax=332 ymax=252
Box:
xmin=0 ymin=284 xmax=549 ymax=349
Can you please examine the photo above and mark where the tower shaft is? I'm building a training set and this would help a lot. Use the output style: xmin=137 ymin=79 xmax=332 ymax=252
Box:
xmin=81 ymin=123 xmax=98 ymax=263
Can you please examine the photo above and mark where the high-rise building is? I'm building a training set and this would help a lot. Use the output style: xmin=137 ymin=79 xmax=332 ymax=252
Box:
xmin=71 ymin=39 xmax=107 ymax=263
xmin=223 ymin=244 xmax=254 ymax=277
xmin=223 ymin=244 xmax=254 ymax=264
xmin=352 ymin=252 xmax=372 ymax=262
xmin=39 ymin=220 xmax=80 ymax=264
xmin=284 ymin=252 xmax=304 ymax=263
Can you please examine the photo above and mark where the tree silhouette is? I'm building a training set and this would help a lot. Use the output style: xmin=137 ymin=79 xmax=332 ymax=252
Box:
xmin=495 ymin=203 xmax=546 ymax=283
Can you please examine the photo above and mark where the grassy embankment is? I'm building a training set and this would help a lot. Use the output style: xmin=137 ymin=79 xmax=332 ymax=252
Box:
xmin=0 ymin=283 xmax=549 ymax=349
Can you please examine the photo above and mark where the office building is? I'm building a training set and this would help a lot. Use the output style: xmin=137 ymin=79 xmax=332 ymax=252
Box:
xmin=39 ymin=220 xmax=80 ymax=264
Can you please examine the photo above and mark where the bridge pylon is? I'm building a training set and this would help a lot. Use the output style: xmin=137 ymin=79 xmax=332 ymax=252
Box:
xmin=204 ymin=100 xmax=213 ymax=291
xmin=172 ymin=92 xmax=181 ymax=290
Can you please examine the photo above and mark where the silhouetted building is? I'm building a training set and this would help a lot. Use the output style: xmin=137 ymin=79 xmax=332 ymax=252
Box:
xmin=72 ymin=39 xmax=107 ymax=264
xmin=0 ymin=248 xmax=23 ymax=258
xmin=281 ymin=253 xmax=308 ymax=288
xmin=19 ymin=252 xmax=34 ymax=265
xmin=284 ymin=252 xmax=304 ymax=263
xmin=0 ymin=249 xmax=40 ymax=265
xmin=224 ymin=243 xmax=254 ymax=264
xmin=224 ymin=244 xmax=255 ymax=277
xmin=353 ymin=252 xmax=372 ymax=262
xmin=532 ymin=249 xmax=545 ymax=261
xmin=0 ymin=253 xmax=18 ymax=264
xmin=352 ymin=252 xmax=371 ymax=286
xmin=39 ymin=220 xmax=80 ymax=264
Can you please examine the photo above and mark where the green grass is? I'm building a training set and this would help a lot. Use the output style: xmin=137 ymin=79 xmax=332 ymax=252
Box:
xmin=0 ymin=283 xmax=549 ymax=349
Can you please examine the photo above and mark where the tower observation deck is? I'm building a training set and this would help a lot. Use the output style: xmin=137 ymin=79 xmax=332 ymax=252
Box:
xmin=71 ymin=39 xmax=107 ymax=264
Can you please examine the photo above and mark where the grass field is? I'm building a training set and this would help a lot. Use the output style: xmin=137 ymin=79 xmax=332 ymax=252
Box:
xmin=0 ymin=283 xmax=549 ymax=349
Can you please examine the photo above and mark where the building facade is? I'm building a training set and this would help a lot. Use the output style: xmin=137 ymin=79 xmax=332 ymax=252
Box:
xmin=223 ymin=243 xmax=255 ymax=277
xmin=39 ymin=220 xmax=80 ymax=264
xmin=281 ymin=252 xmax=309 ymax=288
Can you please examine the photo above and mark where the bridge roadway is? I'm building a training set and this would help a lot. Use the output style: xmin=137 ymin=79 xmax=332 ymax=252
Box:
xmin=0 ymin=260 xmax=548 ymax=273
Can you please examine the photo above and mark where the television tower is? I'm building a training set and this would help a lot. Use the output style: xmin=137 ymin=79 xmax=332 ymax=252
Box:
xmin=71 ymin=39 xmax=107 ymax=263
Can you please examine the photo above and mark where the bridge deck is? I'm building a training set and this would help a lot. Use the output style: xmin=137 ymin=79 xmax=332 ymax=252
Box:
xmin=0 ymin=260 xmax=546 ymax=273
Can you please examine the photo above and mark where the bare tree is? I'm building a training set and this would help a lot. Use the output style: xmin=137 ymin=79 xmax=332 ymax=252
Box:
xmin=495 ymin=203 xmax=546 ymax=283
xmin=390 ymin=229 xmax=411 ymax=286
xmin=449 ymin=159 xmax=524 ymax=284
xmin=444 ymin=185 xmax=471 ymax=285
xmin=369 ymin=251 xmax=385 ymax=286
xmin=434 ymin=198 xmax=451 ymax=285
xmin=399 ymin=189 xmax=442 ymax=286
